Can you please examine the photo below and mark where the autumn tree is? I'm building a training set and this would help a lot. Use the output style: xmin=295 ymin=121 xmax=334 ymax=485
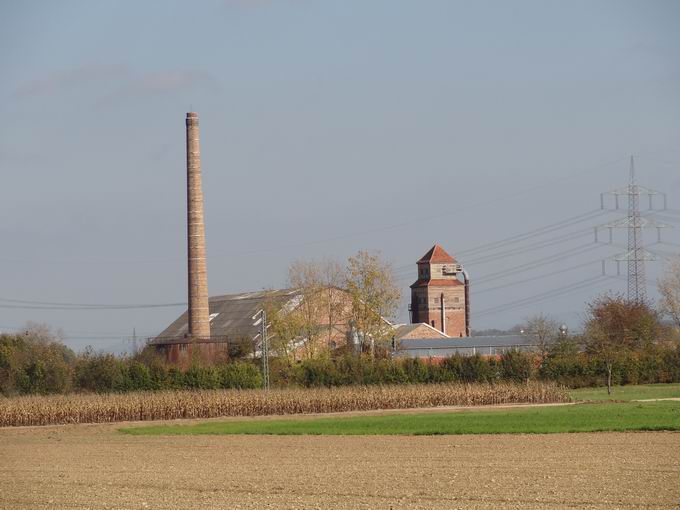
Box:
xmin=287 ymin=260 xmax=327 ymax=359
xmin=345 ymin=251 xmax=401 ymax=356
xmin=659 ymin=256 xmax=680 ymax=328
xmin=265 ymin=260 xmax=349 ymax=361
xmin=583 ymin=293 xmax=660 ymax=394
xmin=262 ymin=293 xmax=302 ymax=363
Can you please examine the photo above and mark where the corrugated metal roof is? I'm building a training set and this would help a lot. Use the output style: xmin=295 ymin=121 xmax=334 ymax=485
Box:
xmin=152 ymin=289 xmax=301 ymax=345
xmin=394 ymin=334 xmax=541 ymax=358
xmin=398 ymin=334 xmax=536 ymax=350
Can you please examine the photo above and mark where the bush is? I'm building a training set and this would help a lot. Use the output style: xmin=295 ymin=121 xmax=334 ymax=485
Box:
xmin=296 ymin=358 xmax=339 ymax=387
xmin=75 ymin=351 xmax=127 ymax=392
xmin=1 ymin=330 xmax=679 ymax=396
xmin=219 ymin=362 xmax=262 ymax=389
xmin=500 ymin=350 xmax=535 ymax=383
xmin=0 ymin=334 xmax=74 ymax=395
xmin=460 ymin=354 xmax=497 ymax=383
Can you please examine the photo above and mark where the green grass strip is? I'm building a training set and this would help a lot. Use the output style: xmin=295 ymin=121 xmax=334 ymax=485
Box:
xmin=120 ymin=401 xmax=680 ymax=436
xmin=570 ymin=383 xmax=680 ymax=402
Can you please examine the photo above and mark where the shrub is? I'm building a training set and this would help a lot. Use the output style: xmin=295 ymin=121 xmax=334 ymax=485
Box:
xmin=75 ymin=352 xmax=126 ymax=392
xmin=500 ymin=350 xmax=535 ymax=383
xmin=297 ymin=358 xmax=339 ymax=387
xmin=219 ymin=362 xmax=262 ymax=389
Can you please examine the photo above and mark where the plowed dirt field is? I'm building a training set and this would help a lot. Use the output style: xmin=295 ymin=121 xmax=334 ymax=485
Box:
xmin=1 ymin=420 xmax=678 ymax=509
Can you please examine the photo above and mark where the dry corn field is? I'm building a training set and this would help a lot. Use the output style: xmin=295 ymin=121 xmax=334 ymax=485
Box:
xmin=0 ymin=382 xmax=569 ymax=427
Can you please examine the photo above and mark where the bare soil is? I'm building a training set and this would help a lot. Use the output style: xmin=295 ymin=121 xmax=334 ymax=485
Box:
xmin=1 ymin=421 xmax=678 ymax=509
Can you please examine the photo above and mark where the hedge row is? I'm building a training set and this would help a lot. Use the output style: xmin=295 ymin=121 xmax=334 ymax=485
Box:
xmin=2 ymin=333 xmax=679 ymax=395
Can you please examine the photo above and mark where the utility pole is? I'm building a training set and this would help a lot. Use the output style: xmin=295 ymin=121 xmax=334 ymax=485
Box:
xmin=598 ymin=156 xmax=668 ymax=303
xmin=252 ymin=310 xmax=270 ymax=390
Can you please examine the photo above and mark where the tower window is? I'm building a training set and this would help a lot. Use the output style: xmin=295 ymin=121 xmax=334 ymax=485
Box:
xmin=454 ymin=297 xmax=459 ymax=303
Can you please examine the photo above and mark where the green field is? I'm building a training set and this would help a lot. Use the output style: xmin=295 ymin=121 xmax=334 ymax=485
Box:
xmin=121 ymin=400 xmax=680 ymax=436
xmin=570 ymin=383 xmax=680 ymax=401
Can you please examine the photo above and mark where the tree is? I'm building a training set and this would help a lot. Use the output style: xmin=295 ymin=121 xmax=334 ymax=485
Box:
xmin=318 ymin=259 xmax=347 ymax=351
xmin=345 ymin=251 xmax=401 ymax=356
xmin=22 ymin=321 xmax=66 ymax=345
xmin=524 ymin=313 xmax=560 ymax=362
xmin=287 ymin=260 xmax=326 ymax=359
xmin=659 ymin=256 xmax=680 ymax=328
xmin=263 ymin=294 xmax=301 ymax=363
xmin=583 ymin=293 xmax=660 ymax=394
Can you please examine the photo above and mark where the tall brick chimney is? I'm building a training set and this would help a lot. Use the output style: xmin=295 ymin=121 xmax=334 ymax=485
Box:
xmin=186 ymin=112 xmax=210 ymax=339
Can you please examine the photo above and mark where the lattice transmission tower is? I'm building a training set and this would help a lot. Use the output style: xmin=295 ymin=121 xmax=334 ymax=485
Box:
xmin=598 ymin=156 xmax=668 ymax=304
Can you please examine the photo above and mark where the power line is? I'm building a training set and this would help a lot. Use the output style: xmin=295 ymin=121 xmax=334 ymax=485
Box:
xmin=456 ymin=210 xmax=605 ymax=257
xmin=474 ymin=242 xmax=603 ymax=284
xmin=0 ymin=157 xmax=629 ymax=266
xmin=473 ymin=259 xmax=602 ymax=295
xmin=464 ymin=228 xmax=594 ymax=266
xmin=390 ymin=210 xmax=609 ymax=276
xmin=475 ymin=276 xmax=613 ymax=318
xmin=0 ymin=291 xmax=299 ymax=311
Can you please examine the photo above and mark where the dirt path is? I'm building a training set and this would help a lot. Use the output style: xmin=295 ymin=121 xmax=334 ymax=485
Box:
xmin=1 ymin=423 xmax=678 ymax=509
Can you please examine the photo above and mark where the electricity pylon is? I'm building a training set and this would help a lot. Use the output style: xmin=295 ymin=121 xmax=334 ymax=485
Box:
xmin=598 ymin=156 xmax=668 ymax=303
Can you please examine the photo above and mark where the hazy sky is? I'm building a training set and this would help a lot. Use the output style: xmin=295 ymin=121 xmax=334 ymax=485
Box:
xmin=1 ymin=0 xmax=679 ymax=351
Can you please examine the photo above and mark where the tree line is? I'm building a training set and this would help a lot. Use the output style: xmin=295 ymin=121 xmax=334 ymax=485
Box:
xmin=1 ymin=255 xmax=679 ymax=396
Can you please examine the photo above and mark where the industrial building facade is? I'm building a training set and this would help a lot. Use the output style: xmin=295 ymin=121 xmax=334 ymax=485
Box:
xmin=151 ymin=113 xmax=483 ymax=365
xmin=409 ymin=244 xmax=469 ymax=338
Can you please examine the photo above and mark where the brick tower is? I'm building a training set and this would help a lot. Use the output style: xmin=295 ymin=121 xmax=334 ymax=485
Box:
xmin=409 ymin=245 xmax=468 ymax=337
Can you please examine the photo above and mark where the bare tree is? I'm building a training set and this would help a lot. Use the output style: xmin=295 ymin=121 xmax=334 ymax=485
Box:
xmin=319 ymin=259 xmax=347 ymax=350
xmin=345 ymin=251 xmax=401 ymax=356
xmin=524 ymin=313 xmax=560 ymax=361
xmin=659 ymin=256 xmax=680 ymax=328
xmin=22 ymin=321 xmax=65 ymax=345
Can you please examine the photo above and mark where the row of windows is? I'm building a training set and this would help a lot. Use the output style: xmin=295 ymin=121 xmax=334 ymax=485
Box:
xmin=417 ymin=296 xmax=460 ymax=304
xmin=418 ymin=265 xmax=457 ymax=278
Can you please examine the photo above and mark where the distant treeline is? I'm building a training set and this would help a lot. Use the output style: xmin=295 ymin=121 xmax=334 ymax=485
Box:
xmin=1 ymin=332 xmax=679 ymax=396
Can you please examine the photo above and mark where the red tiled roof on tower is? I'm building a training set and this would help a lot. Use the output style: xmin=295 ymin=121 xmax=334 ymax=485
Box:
xmin=417 ymin=244 xmax=456 ymax=264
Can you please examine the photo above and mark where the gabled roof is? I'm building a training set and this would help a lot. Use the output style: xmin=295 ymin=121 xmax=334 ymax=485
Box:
xmin=418 ymin=244 xmax=456 ymax=264
xmin=152 ymin=289 xmax=301 ymax=345
xmin=392 ymin=323 xmax=449 ymax=340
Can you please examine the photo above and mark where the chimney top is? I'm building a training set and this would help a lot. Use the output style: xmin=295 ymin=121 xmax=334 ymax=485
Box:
xmin=186 ymin=112 xmax=199 ymax=126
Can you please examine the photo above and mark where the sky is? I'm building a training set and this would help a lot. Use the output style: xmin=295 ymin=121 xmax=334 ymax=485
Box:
xmin=1 ymin=0 xmax=679 ymax=351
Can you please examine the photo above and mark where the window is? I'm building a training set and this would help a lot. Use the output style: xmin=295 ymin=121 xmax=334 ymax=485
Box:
xmin=434 ymin=297 xmax=439 ymax=304
xmin=454 ymin=297 xmax=459 ymax=303
xmin=431 ymin=320 xmax=435 ymax=327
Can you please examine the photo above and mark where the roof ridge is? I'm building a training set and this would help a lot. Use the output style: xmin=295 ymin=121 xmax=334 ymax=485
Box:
xmin=417 ymin=244 xmax=456 ymax=264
